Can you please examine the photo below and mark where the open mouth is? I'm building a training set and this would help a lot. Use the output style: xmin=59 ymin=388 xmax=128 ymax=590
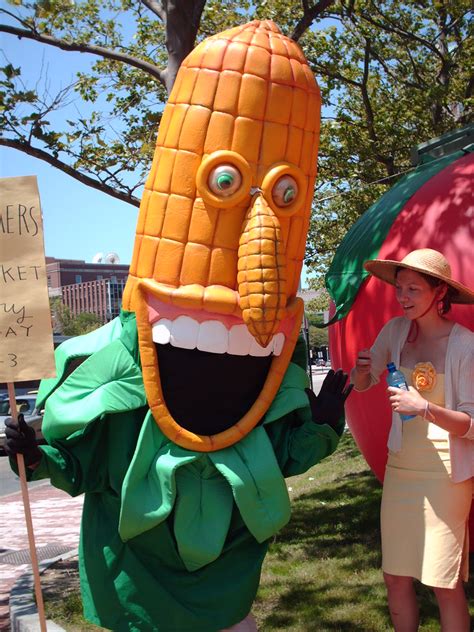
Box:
xmin=155 ymin=343 xmax=273 ymax=435
xmin=149 ymin=298 xmax=286 ymax=435
xmin=135 ymin=287 xmax=303 ymax=451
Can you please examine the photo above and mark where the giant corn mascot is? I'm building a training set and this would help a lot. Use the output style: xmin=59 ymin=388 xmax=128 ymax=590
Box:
xmin=6 ymin=21 xmax=351 ymax=632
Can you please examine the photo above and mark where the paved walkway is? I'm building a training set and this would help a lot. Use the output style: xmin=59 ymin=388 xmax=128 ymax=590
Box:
xmin=0 ymin=482 xmax=83 ymax=631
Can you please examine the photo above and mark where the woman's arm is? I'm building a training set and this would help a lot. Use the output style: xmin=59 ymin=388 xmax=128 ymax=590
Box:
xmin=389 ymin=326 xmax=473 ymax=438
xmin=351 ymin=319 xmax=395 ymax=391
xmin=388 ymin=387 xmax=471 ymax=437
xmin=423 ymin=401 xmax=471 ymax=436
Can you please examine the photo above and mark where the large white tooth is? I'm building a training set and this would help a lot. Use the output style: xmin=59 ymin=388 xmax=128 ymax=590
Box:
xmin=272 ymin=333 xmax=285 ymax=356
xmin=228 ymin=324 xmax=252 ymax=356
xmin=197 ymin=320 xmax=229 ymax=354
xmin=249 ymin=337 xmax=273 ymax=357
xmin=170 ymin=315 xmax=199 ymax=349
xmin=152 ymin=319 xmax=172 ymax=345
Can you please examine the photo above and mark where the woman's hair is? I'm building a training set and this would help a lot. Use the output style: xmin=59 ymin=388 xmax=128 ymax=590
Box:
xmin=395 ymin=267 xmax=454 ymax=314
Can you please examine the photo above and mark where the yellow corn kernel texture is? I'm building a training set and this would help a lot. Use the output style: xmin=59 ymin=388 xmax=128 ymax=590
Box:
xmin=238 ymin=195 xmax=286 ymax=347
xmin=122 ymin=20 xmax=321 ymax=317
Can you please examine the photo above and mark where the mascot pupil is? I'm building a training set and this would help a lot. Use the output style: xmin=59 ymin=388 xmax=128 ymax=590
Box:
xmin=23 ymin=20 xmax=349 ymax=632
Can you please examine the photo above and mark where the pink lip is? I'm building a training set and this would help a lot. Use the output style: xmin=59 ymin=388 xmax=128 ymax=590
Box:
xmin=147 ymin=296 xmax=242 ymax=328
xmin=146 ymin=294 xmax=294 ymax=336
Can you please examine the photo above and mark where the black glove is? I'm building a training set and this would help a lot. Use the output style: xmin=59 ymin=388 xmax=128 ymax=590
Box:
xmin=305 ymin=369 xmax=353 ymax=429
xmin=4 ymin=414 xmax=43 ymax=467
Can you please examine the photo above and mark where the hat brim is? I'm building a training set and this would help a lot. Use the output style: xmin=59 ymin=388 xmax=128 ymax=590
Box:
xmin=363 ymin=259 xmax=474 ymax=305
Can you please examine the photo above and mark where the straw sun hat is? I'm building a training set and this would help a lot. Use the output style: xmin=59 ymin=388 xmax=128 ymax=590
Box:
xmin=363 ymin=248 xmax=474 ymax=304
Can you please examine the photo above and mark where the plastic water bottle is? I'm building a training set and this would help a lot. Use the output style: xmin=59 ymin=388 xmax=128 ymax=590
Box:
xmin=386 ymin=362 xmax=415 ymax=422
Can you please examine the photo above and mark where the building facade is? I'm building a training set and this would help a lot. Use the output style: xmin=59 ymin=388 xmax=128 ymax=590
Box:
xmin=46 ymin=257 xmax=129 ymax=289
xmin=61 ymin=278 xmax=127 ymax=322
xmin=47 ymin=257 xmax=129 ymax=323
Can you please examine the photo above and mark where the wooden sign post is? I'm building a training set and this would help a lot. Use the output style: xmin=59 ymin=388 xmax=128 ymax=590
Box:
xmin=1 ymin=175 xmax=57 ymax=632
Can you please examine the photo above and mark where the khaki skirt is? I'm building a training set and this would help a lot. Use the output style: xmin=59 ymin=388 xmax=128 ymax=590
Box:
xmin=381 ymin=465 xmax=471 ymax=588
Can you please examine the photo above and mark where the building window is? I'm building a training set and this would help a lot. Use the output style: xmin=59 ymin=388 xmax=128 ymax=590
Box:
xmin=97 ymin=275 xmax=103 ymax=281
xmin=75 ymin=274 xmax=82 ymax=283
xmin=47 ymin=275 xmax=51 ymax=287
xmin=110 ymin=275 xmax=117 ymax=283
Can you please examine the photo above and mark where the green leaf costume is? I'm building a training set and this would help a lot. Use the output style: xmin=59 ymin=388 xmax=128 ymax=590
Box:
xmin=23 ymin=311 xmax=342 ymax=631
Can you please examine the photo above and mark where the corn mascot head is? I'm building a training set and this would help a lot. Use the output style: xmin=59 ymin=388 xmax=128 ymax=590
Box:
xmin=122 ymin=20 xmax=321 ymax=452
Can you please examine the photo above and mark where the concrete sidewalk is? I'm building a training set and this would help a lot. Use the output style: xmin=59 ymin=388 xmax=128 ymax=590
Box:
xmin=0 ymin=482 xmax=83 ymax=631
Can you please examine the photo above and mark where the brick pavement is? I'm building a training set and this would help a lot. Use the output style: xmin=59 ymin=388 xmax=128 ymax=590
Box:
xmin=0 ymin=483 xmax=83 ymax=631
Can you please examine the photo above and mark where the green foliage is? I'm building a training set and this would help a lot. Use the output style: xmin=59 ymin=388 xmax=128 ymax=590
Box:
xmin=302 ymin=0 xmax=473 ymax=284
xmin=67 ymin=311 xmax=103 ymax=335
xmin=306 ymin=290 xmax=330 ymax=314
xmin=1 ymin=0 xmax=472 ymax=272
xmin=305 ymin=309 xmax=329 ymax=348
xmin=309 ymin=323 xmax=328 ymax=349
xmin=50 ymin=297 xmax=102 ymax=335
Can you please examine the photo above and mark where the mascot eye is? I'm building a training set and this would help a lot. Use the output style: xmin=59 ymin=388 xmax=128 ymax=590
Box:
xmin=208 ymin=165 xmax=242 ymax=197
xmin=272 ymin=176 xmax=298 ymax=207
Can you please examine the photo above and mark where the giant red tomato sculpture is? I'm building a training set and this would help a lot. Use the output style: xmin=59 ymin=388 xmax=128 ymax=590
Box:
xmin=326 ymin=139 xmax=473 ymax=546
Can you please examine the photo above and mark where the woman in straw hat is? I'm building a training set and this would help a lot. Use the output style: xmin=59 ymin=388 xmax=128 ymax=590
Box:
xmin=351 ymin=248 xmax=473 ymax=631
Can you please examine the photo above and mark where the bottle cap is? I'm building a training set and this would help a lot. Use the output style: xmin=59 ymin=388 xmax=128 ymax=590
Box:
xmin=387 ymin=362 xmax=396 ymax=371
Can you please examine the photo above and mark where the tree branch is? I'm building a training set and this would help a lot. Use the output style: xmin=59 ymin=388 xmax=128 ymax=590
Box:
xmin=0 ymin=7 xmax=34 ymax=31
xmin=405 ymin=45 xmax=427 ymax=89
xmin=360 ymin=41 xmax=376 ymax=145
xmin=0 ymin=138 xmax=140 ymax=208
xmin=368 ymin=45 xmax=425 ymax=90
xmin=291 ymin=0 xmax=335 ymax=42
xmin=430 ymin=10 xmax=470 ymax=44
xmin=465 ymin=72 xmax=474 ymax=99
xmin=312 ymin=64 xmax=361 ymax=87
xmin=0 ymin=24 xmax=166 ymax=86
xmin=364 ymin=3 xmax=446 ymax=63
xmin=360 ymin=39 xmax=395 ymax=176
xmin=139 ymin=0 xmax=166 ymax=21
xmin=161 ymin=0 xmax=207 ymax=92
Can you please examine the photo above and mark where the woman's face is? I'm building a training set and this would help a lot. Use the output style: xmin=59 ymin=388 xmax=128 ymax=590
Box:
xmin=395 ymin=269 xmax=439 ymax=320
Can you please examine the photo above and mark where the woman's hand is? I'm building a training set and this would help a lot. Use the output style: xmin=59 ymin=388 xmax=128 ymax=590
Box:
xmin=354 ymin=348 xmax=372 ymax=375
xmin=351 ymin=348 xmax=373 ymax=391
xmin=387 ymin=386 xmax=425 ymax=416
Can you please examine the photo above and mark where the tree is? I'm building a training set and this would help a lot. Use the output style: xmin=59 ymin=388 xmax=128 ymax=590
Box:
xmin=305 ymin=296 xmax=330 ymax=348
xmin=302 ymin=0 xmax=473 ymax=286
xmin=0 ymin=0 xmax=334 ymax=205
xmin=305 ymin=311 xmax=329 ymax=349
xmin=306 ymin=290 xmax=330 ymax=314
xmin=1 ymin=1 xmax=472 ymax=277
xmin=51 ymin=297 xmax=102 ymax=335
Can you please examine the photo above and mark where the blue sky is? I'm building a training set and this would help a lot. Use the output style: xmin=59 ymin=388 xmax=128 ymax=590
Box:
xmin=1 ymin=32 xmax=139 ymax=265
xmin=1 ymin=147 xmax=139 ymax=264
xmin=1 ymin=18 xmax=310 ymax=284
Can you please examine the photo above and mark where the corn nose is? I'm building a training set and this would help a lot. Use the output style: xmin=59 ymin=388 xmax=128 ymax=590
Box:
xmin=238 ymin=194 xmax=286 ymax=348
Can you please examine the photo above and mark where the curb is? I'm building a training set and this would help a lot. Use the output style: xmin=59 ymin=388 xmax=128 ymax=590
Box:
xmin=10 ymin=549 xmax=78 ymax=632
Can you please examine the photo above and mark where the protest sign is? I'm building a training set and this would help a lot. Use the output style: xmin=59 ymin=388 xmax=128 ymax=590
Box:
xmin=0 ymin=175 xmax=55 ymax=382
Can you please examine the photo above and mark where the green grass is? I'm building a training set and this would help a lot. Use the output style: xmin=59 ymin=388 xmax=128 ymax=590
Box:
xmin=45 ymin=431 xmax=473 ymax=630
xmin=254 ymin=432 xmax=473 ymax=631
xmin=46 ymin=594 xmax=106 ymax=632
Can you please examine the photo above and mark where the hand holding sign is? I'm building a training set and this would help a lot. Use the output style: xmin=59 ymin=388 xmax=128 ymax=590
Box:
xmin=1 ymin=176 xmax=56 ymax=632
